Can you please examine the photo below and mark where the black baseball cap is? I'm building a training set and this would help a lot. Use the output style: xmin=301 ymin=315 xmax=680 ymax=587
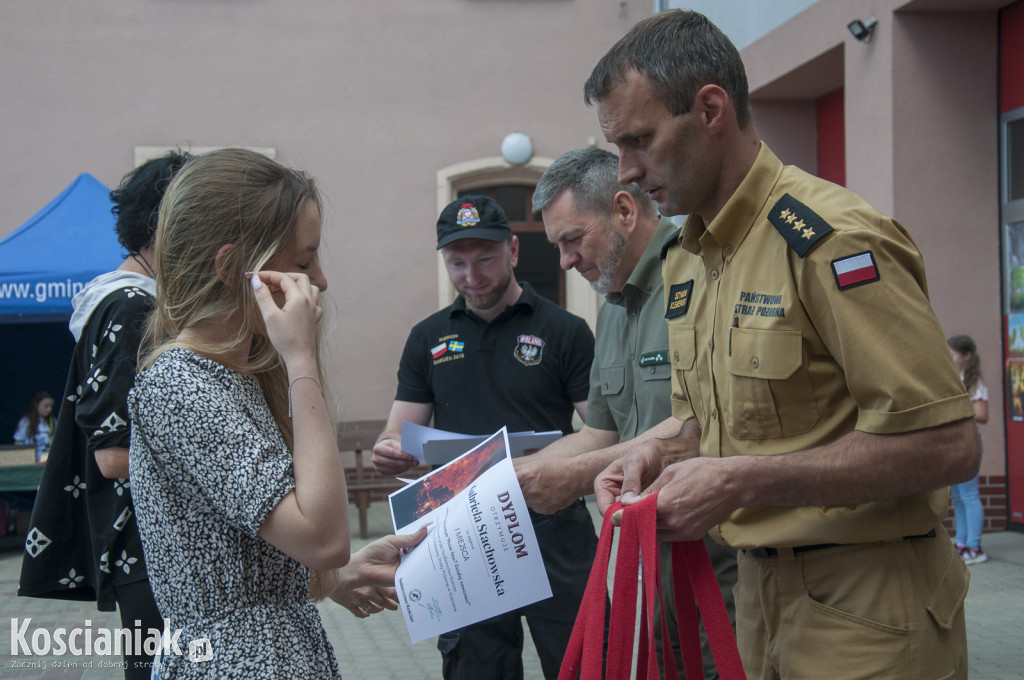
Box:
xmin=436 ymin=195 xmax=511 ymax=249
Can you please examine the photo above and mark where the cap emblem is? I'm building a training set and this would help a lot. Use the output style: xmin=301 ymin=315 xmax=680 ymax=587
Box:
xmin=456 ymin=203 xmax=481 ymax=228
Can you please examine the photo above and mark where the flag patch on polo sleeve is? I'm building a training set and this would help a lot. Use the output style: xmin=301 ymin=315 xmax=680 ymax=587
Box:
xmin=831 ymin=251 xmax=880 ymax=290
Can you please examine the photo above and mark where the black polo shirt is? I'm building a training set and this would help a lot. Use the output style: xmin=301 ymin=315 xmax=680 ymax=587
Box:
xmin=395 ymin=282 xmax=594 ymax=436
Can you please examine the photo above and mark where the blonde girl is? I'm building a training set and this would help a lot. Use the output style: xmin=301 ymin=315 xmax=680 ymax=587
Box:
xmin=129 ymin=148 xmax=423 ymax=679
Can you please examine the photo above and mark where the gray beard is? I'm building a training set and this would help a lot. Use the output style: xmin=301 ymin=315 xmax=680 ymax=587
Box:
xmin=590 ymin=231 xmax=628 ymax=296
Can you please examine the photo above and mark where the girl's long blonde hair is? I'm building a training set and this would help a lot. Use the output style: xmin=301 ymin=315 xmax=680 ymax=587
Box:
xmin=141 ymin=147 xmax=339 ymax=600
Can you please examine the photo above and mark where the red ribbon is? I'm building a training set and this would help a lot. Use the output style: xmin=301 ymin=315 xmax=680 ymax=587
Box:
xmin=558 ymin=493 xmax=745 ymax=680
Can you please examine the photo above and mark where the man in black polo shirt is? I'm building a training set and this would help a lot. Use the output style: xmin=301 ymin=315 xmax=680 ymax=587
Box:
xmin=373 ymin=194 xmax=598 ymax=680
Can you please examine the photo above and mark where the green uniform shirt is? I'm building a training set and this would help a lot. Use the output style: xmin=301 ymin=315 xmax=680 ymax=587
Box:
xmin=662 ymin=143 xmax=974 ymax=549
xmin=585 ymin=218 xmax=678 ymax=439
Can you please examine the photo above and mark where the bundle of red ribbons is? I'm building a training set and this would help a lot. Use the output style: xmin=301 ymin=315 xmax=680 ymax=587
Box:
xmin=558 ymin=493 xmax=745 ymax=680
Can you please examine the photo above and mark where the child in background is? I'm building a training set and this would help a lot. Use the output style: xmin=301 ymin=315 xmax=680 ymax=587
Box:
xmin=13 ymin=390 xmax=55 ymax=461
xmin=947 ymin=334 xmax=989 ymax=565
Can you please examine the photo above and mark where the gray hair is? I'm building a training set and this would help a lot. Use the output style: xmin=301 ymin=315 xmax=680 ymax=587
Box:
xmin=583 ymin=9 xmax=752 ymax=129
xmin=532 ymin=147 xmax=651 ymax=218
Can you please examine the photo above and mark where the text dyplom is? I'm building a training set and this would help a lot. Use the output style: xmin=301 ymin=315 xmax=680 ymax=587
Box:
xmin=389 ymin=428 xmax=553 ymax=643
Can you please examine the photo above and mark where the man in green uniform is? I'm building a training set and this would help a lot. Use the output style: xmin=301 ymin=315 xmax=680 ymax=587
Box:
xmin=517 ymin=147 xmax=736 ymax=679
xmin=588 ymin=10 xmax=980 ymax=679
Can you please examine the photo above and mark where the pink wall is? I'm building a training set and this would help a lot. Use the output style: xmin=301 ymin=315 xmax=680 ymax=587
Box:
xmin=0 ymin=0 xmax=642 ymax=420
xmin=890 ymin=10 xmax=1001 ymax=478
xmin=744 ymin=0 xmax=1005 ymax=476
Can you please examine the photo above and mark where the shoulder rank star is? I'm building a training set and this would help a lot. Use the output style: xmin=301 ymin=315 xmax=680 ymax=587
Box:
xmin=768 ymin=193 xmax=833 ymax=257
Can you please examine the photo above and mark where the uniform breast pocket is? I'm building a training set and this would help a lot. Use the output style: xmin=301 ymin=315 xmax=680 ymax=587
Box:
xmin=668 ymin=325 xmax=704 ymax=422
xmin=598 ymin=365 xmax=628 ymax=427
xmin=640 ymin=362 xmax=671 ymax=383
xmin=599 ymin=365 xmax=625 ymax=396
xmin=726 ymin=328 xmax=818 ymax=439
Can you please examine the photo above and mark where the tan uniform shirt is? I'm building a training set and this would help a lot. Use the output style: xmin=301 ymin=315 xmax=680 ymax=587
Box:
xmin=662 ymin=143 xmax=974 ymax=548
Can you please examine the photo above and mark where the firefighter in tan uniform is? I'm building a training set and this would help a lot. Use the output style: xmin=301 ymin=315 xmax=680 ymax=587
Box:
xmin=587 ymin=10 xmax=980 ymax=679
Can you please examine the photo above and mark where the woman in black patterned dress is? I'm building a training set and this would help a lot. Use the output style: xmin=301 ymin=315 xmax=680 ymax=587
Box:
xmin=128 ymin=148 xmax=425 ymax=679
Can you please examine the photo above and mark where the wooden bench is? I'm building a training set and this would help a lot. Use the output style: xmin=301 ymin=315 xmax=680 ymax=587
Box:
xmin=338 ymin=420 xmax=428 ymax=539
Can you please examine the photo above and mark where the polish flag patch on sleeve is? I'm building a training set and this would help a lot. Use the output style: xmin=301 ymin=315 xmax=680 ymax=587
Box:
xmin=831 ymin=251 xmax=880 ymax=290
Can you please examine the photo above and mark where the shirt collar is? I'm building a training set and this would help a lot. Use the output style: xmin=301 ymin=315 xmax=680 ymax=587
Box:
xmin=679 ymin=142 xmax=783 ymax=255
xmin=606 ymin=217 xmax=678 ymax=309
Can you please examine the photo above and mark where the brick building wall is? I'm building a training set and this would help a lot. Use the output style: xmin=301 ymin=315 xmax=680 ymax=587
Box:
xmin=943 ymin=474 xmax=1008 ymax=536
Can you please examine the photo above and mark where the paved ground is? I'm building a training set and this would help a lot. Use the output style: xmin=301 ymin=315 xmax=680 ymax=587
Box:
xmin=1 ymin=499 xmax=1022 ymax=679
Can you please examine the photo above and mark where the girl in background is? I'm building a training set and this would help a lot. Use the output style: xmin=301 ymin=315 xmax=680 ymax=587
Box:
xmin=13 ymin=390 xmax=55 ymax=460
xmin=947 ymin=334 xmax=989 ymax=565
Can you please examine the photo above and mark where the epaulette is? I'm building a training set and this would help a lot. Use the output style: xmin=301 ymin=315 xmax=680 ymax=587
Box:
xmin=768 ymin=193 xmax=833 ymax=258
xmin=659 ymin=226 xmax=682 ymax=261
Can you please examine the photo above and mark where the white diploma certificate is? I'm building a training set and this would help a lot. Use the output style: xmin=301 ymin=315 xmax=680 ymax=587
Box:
xmin=389 ymin=428 xmax=552 ymax=643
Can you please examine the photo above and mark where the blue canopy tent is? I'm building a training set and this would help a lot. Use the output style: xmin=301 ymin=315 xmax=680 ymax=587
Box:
xmin=0 ymin=174 xmax=124 ymax=320
xmin=0 ymin=174 xmax=125 ymax=441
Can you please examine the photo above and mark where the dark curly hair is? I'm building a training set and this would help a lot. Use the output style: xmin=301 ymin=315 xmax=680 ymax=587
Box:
xmin=110 ymin=150 xmax=192 ymax=253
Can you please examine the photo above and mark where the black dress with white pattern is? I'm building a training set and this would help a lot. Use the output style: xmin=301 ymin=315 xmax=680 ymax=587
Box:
xmin=128 ymin=348 xmax=341 ymax=679
xmin=19 ymin=284 xmax=152 ymax=608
